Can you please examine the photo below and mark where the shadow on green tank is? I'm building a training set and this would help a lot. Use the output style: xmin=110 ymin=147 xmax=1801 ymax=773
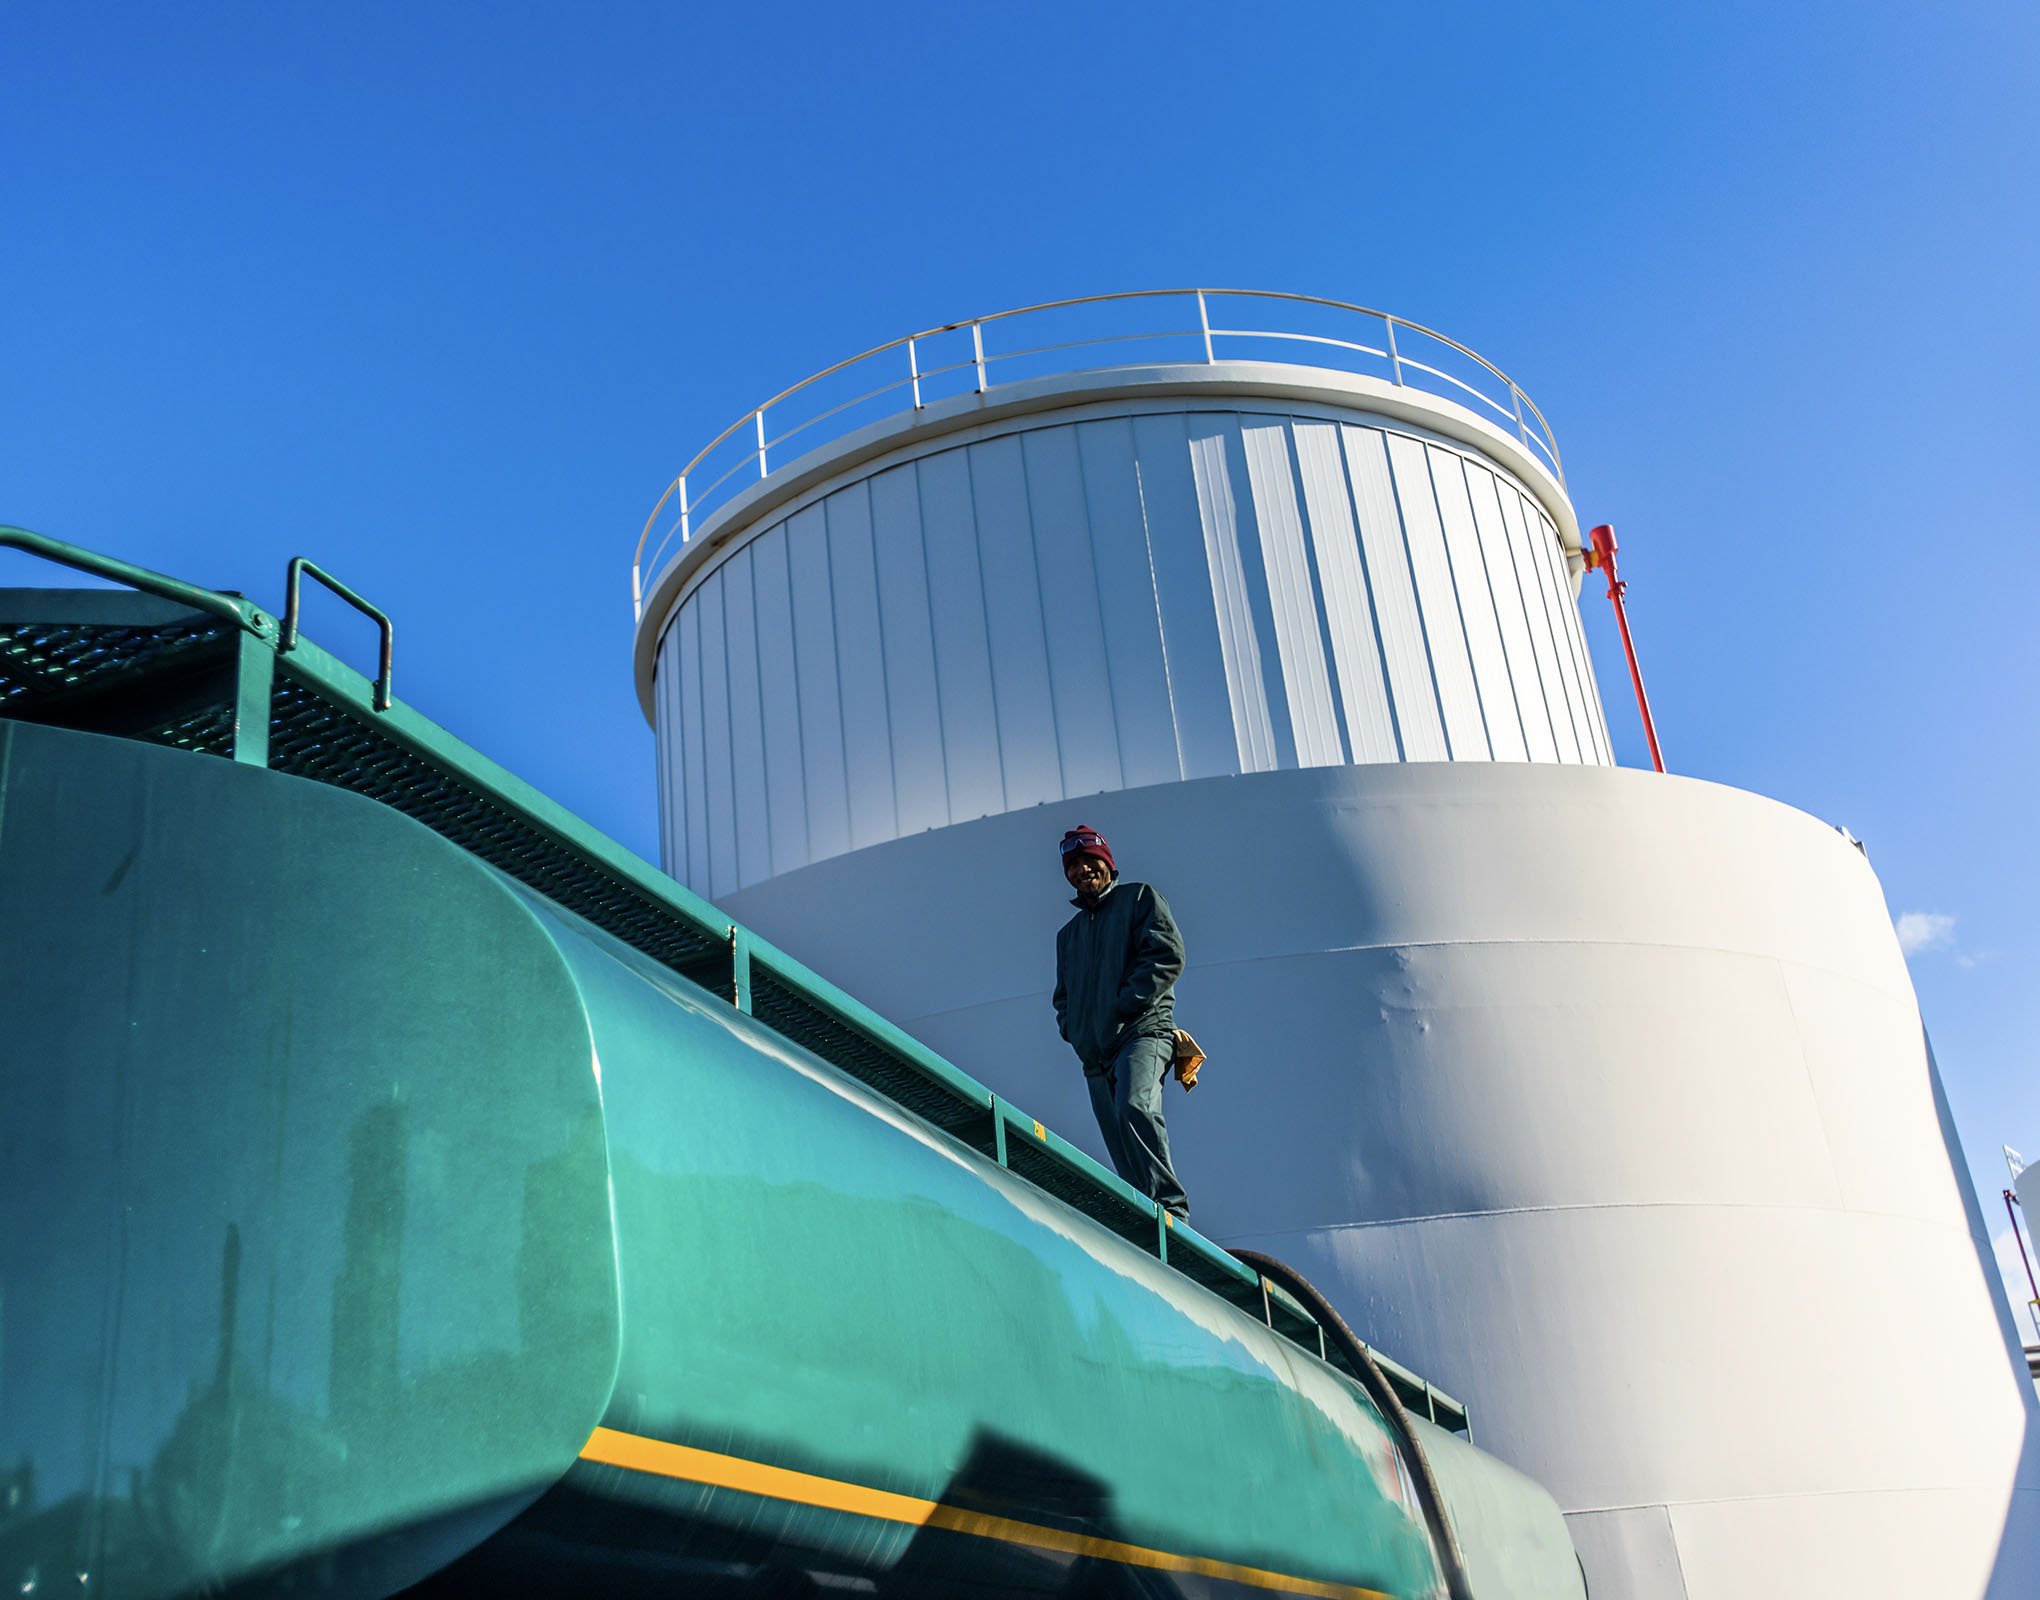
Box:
xmin=428 ymin=1428 xmax=1187 ymax=1600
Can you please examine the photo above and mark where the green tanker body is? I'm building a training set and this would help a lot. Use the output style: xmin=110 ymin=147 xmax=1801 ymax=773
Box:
xmin=0 ymin=533 xmax=1585 ymax=1600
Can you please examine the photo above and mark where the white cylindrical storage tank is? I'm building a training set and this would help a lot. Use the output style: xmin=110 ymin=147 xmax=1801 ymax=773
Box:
xmin=635 ymin=303 xmax=1612 ymax=902
xmin=633 ymin=295 xmax=2039 ymax=1600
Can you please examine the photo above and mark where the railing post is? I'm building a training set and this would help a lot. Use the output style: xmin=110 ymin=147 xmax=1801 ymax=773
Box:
xmin=1196 ymin=290 xmax=1215 ymax=362
xmin=755 ymin=409 xmax=768 ymax=478
xmin=991 ymin=1096 xmax=1009 ymax=1166
xmin=908 ymin=336 xmax=923 ymax=409
xmin=1512 ymin=384 xmax=1529 ymax=445
xmin=971 ymin=321 xmax=987 ymax=393
xmin=729 ymin=925 xmax=752 ymax=1012
xmin=678 ymin=474 xmax=691 ymax=545
xmin=1385 ymin=315 xmax=1404 ymax=385
xmin=230 ymin=631 xmax=274 ymax=767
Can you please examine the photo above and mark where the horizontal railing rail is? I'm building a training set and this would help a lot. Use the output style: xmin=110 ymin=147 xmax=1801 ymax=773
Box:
xmin=1 ymin=525 xmax=274 ymax=637
xmin=635 ymin=289 xmax=1562 ymax=618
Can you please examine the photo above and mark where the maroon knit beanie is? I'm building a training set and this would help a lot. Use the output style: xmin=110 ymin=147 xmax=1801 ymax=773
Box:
xmin=1058 ymin=825 xmax=1116 ymax=876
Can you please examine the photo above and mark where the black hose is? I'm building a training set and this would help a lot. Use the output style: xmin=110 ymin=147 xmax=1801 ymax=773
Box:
xmin=1231 ymin=1250 xmax=1476 ymax=1600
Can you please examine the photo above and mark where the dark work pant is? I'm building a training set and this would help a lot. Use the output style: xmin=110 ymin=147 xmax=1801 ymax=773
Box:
xmin=1085 ymin=1030 xmax=1189 ymax=1220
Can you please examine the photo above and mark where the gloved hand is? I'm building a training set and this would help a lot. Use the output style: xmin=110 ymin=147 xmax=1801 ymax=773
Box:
xmin=1171 ymin=1028 xmax=1205 ymax=1091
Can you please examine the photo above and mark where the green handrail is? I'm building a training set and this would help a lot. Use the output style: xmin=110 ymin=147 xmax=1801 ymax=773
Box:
xmin=0 ymin=525 xmax=270 ymax=636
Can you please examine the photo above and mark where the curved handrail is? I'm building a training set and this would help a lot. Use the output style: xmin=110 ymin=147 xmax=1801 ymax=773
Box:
xmin=282 ymin=556 xmax=395 ymax=712
xmin=635 ymin=290 xmax=1564 ymax=617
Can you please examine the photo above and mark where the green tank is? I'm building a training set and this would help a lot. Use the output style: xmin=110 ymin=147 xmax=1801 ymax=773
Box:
xmin=0 ymin=532 xmax=1584 ymax=1600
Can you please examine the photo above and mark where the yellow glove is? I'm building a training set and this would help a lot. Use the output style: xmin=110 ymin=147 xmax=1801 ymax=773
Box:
xmin=1171 ymin=1028 xmax=1205 ymax=1091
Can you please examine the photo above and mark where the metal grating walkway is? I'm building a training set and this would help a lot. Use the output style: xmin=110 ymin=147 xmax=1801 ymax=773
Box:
xmin=266 ymin=675 xmax=727 ymax=976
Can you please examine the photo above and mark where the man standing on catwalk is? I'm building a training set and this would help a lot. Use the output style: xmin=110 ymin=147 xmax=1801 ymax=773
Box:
xmin=1052 ymin=825 xmax=1190 ymax=1220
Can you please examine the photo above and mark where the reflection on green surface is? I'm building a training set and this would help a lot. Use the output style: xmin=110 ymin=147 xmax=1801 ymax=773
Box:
xmin=0 ymin=722 xmax=619 ymax=1598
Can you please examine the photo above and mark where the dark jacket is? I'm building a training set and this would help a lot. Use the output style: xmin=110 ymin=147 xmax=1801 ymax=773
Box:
xmin=1053 ymin=880 xmax=1185 ymax=1070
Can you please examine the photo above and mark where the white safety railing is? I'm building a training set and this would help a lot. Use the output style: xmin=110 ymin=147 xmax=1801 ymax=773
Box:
xmin=635 ymin=289 xmax=1562 ymax=618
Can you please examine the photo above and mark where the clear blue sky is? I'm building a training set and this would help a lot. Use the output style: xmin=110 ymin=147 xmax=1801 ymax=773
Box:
xmin=6 ymin=3 xmax=2035 ymax=1310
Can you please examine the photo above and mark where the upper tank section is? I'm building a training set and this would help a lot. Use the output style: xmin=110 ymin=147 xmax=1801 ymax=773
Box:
xmin=632 ymin=291 xmax=1613 ymax=899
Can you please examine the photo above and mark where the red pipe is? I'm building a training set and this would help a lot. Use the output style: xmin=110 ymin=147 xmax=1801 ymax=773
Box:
xmin=1583 ymin=524 xmax=1665 ymax=773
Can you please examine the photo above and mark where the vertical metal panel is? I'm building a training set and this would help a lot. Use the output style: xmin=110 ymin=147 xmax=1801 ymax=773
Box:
xmin=1578 ymin=617 xmax=1617 ymax=764
xmin=653 ymin=629 xmax=677 ymax=878
xmin=1428 ymin=446 xmax=1525 ymax=761
xmin=652 ymin=646 xmax=669 ymax=865
xmin=1515 ymin=487 xmax=1597 ymax=765
xmin=915 ymin=449 xmax=1005 ymax=820
xmin=1493 ymin=486 xmax=1582 ymax=764
xmin=1022 ymin=426 xmax=1125 ymax=801
xmin=1342 ymin=427 xmax=1444 ymax=761
xmin=1522 ymin=490 xmax=1612 ymax=765
xmin=1240 ymin=418 xmax=1343 ymax=767
xmin=1224 ymin=418 xmax=1298 ymax=770
xmin=868 ymin=463 xmax=948 ymax=836
xmin=1132 ymin=413 xmax=1238 ymax=781
xmin=1293 ymin=421 xmax=1396 ymax=764
xmin=750 ymin=529 xmax=811 ymax=868
xmin=1466 ymin=464 xmax=1559 ymax=763
xmin=1558 ymin=509 xmax=1617 ymax=763
xmin=679 ymin=602 xmax=709 ymax=891
xmin=1076 ymin=418 xmax=1180 ymax=789
xmin=787 ymin=503 xmax=852 ymax=859
xmin=968 ymin=436 xmax=1063 ymax=808
xmin=672 ymin=656 xmax=691 ymax=870
xmin=722 ymin=546 xmax=771 ymax=887
xmin=826 ymin=482 xmax=898 ymax=849
xmin=1386 ymin=432 xmax=1488 ymax=760
xmin=696 ymin=570 xmax=739 ymax=897
xmin=1187 ymin=417 xmax=1281 ymax=772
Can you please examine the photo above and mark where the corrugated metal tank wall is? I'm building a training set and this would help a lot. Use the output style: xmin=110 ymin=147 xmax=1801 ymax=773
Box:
xmin=651 ymin=401 xmax=1610 ymax=899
